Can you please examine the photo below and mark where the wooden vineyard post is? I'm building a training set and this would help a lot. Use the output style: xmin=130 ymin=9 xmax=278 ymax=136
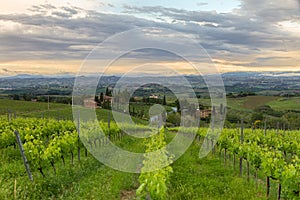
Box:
xmin=108 ymin=110 xmax=111 ymax=141
xmin=233 ymin=153 xmax=236 ymax=170
xmin=246 ymin=160 xmax=250 ymax=182
xmin=77 ymin=111 xmax=81 ymax=161
xmin=267 ymin=176 xmax=270 ymax=199
xmin=255 ymin=168 xmax=258 ymax=188
xmin=240 ymin=118 xmax=244 ymax=177
xmin=224 ymin=148 xmax=227 ymax=167
xmin=211 ymin=106 xmax=215 ymax=155
xmin=277 ymin=183 xmax=281 ymax=200
xmin=14 ymin=130 xmax=33 ymax=181
xmin=108 ymin=110 xmax=111 ymax=129
xmin=14 ymin=179 xmax=17 ymax=199
xmin=220 ymin=104 xmax=226 ymax=166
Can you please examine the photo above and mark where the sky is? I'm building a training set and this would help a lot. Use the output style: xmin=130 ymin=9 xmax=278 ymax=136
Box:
xmin=0 ymin=0 xmax=299 ymax=75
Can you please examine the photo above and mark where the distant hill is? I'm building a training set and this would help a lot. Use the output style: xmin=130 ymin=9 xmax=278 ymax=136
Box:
xmin=0 ymin=73 xmax=75 ymax=79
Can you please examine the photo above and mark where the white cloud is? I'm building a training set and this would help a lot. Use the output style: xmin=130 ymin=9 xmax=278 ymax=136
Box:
xmin=0 ymin=1 xmax=299 ymax=75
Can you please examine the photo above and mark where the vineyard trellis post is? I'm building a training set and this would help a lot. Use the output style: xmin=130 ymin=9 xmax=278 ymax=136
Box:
xmin=277 ymin=183 xmax=282 ymax=200
xmin=211 ymin=106 xmax=215 ymax=155
xmin=77 ymin=111 xmax=80 ymax=161
xmin=14 ymin=130 xmax=33 ymax=181
xmin=240 ymin=117 xmax=244 ymax=177
xmin=267 ymin=176 xmax=270 ymax=199
xmin=108 ymin=110 xmax=111 ymax=141
xmin=108 ymin=110 xmax=111 ymax=129
xmin=14 ymin=179 xmax=17 ymax=199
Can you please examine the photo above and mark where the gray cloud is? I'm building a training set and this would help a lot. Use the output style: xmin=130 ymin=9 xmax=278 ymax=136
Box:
xmin=61 ymin=6 xmax=80 ymax=15
xmin=0 ymin=6 xmax=157 ymax=60
xmin=123 ymin=3 xmax=300 ymax=52
xmin=0 ymin=1 xmax=298 ymax=69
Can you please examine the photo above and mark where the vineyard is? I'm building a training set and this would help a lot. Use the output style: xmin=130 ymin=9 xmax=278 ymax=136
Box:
xmin=0 ymin=114 xmax=299 ymax=199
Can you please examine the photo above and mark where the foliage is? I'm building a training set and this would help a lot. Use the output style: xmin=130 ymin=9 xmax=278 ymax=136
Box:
xmin=137 ymin=128 xmax=173 ymax=200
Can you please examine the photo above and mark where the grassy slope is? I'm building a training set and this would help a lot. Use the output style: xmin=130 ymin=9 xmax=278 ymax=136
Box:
xmin=240 ymin=96 xmax=278 ymax=109
xmin=3 ymin=95 xmax=299 ymax=120
xmin=227 ymin=95 xmax=300 ymax=112
xmin=267 ymin=97 xmax=300 ymax=111
xmin=227 ymin=96 xmax=279 ymax=111
xmin=0 ymin=99 xmax=147 ymax=125
xmin=0 ymin=99 xmax=68 ymax=115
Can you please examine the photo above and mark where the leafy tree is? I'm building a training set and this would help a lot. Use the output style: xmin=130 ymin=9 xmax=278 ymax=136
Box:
xmin=166 ymin=113 xmax=181 ymax=126
xmin=198 ymin=103 xmax=205 ymax=110
xmin=251 ymin=112 xmax=264 ymax=123
xmin=255 ymin=105 xmax=283 ymax=117
xmin=23 ymin=93 xmax=32 ymax=101
xmin=226 ymin=110 xmax=241 ymax=123
xmin=100 ymin=92 xmax=104 ymax=102
xmin=94 ymin=95 xmax=99 ymax=103
xmin=163 ymin=95 xmax=166 ymax=105
xmin=13 ymin=94 xmax=20 ymax=100
xmin=130 ymin=97 xmax=135 ymax=102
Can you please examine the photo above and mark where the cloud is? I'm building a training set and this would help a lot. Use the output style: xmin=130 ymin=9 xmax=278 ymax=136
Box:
xmin=123 ymin=3 xmax=300 ymax=59
xmin=0 ymin=6 xmax=157 ymax=61
xmin=197 ymin=2 xmax=209 ymax=6
xmin=0 ymin=1 xmax=299 ymax=75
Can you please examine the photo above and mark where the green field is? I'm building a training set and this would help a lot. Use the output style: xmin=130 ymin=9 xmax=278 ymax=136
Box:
xmin=0 ymin=99 xmax=69 ymax=115
xmin=226 ymin=96 xmax=279 ymax=110
xmin=226 ymin=96 xmax=300 ymax=112
xmin=0 ymin=99 xmax=147 ymax=125
xmin=267 ymin=97 xmax=300 ymax=111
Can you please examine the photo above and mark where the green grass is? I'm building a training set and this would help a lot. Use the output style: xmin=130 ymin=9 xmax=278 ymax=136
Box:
xmin=267 ymin=97 xmax=300 ymax=111
xmin=0 ymin=99 xmax=148 ymax=125
xmin=240 ymin=96 xmax=278 ymax=109
xmin=199 ymin=96 xmax=279 ymax=112
xmin=227 ymin=96 xmax=279 ymax=111
xmin=168 ymin=141 xmax=267 ymax=200
xmin=0 ymin=99 xmax=69 ymax=115
xmin=226 ymin=95 xmax=300 ymax=112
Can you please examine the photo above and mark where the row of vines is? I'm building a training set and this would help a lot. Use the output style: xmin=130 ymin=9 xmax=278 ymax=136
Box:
xmin=1 ymin=115 xmax=299 ymax=199
xmin=171 ymin=126 xmax=300 ymax=199
xmin=0 ymin=117 xmax=151 ymax=178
